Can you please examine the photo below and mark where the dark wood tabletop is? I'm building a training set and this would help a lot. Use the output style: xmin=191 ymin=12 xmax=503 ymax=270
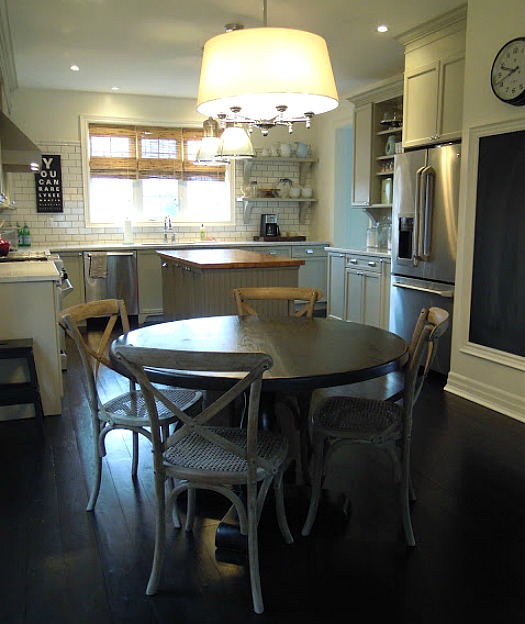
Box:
xmin=111 ymin=315 xmax=408 ymax=393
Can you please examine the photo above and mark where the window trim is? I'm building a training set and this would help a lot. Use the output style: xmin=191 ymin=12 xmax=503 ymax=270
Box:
xmin=80 ymin=115 xmax=236 ymax=228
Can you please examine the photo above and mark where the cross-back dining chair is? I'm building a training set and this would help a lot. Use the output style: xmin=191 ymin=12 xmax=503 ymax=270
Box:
xmin=301 ymin=307 xmax=450 ymax=545
xmin=231 ymin=286 xmax=323 ymax=318
xmin=231 ymin=286 xmax=323 ymax=481
xmin=112 ymin=344 xmax=294 ymax=614
xmin=59 ymin=299 xmax=202 ymax=511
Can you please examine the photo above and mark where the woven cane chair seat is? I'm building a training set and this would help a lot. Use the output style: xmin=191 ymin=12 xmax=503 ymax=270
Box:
xmin=164 ymin=426 xmax=289 ymax=479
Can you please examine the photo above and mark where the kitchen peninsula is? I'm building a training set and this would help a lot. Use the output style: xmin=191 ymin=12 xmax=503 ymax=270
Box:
xmin=0 ymin=261 xmax=62 ymax=419
xmin=159 ymin=248 xmax=304 ymax=320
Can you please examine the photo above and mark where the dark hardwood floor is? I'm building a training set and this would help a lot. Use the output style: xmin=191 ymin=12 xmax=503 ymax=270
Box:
xmin=1 ymin=333 xmax=525 ymax=623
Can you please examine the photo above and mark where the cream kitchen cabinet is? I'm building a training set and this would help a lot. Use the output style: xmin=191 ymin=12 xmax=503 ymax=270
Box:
xmin=398 ymin=5 xmax=466 ymax=149
xmin=402 ymin=53 xmax=465 ymax=149
xmin=345 ymin=255 xmax=390 ymax=329
xmin=348 ymin=75 xmax=403 ymax=212
xmin=291 ymin=245 xmax=327 ymax=300
xmin=137 ymin=250 xmax=164 ymax=323
xmin=326 ymin=250 xmax=346 ymax=320
xmin=59 ymin=251 xmax=85 ymax=307
xmin=326 ymin=249 xmax=391 ymax=329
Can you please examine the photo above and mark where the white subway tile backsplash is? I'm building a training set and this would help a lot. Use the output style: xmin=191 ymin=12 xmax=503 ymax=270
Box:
xmin=4 ymin=141 xmax=314 ymax=247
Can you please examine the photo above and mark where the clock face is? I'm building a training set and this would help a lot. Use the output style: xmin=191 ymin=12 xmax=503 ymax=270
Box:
xmin=491 ymin=37 xmax=525 ymax=105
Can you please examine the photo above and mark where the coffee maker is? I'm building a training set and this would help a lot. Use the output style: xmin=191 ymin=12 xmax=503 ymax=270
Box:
xmin=260 ymin=214 xmax=280 ymax=237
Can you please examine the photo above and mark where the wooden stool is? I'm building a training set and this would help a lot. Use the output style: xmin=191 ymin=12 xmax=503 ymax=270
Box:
xmin=0 ymin=338 xmax=45 ymax=434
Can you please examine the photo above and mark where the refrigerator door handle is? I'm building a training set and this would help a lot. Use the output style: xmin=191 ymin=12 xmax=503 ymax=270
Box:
xmin=422 ymin=166 xmax=435 ymax=259
xmin=392 ymin=280 xmax=454 ymax=298
xmin=413 ymin=166 xmax=426 ymax=265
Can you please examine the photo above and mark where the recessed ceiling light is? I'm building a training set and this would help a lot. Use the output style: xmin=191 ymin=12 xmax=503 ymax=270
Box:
xmin=70 ymin=65 xmax=80 ymax=71
xmin=377 ymin=25 xmax=388 ymax=33
xmin=111 ymin=86 xmax=120 ymax=91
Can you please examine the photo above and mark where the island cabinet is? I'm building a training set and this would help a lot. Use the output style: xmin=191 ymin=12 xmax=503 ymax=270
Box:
xmin=159 ymin=248 xmax=304 ymax=321
xmin=398 ymin=5 xmax=466 ymax=149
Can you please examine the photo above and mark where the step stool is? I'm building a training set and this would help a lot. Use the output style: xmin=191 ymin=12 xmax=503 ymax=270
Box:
xmin=0 ymin=338 xmax=45 ymax=434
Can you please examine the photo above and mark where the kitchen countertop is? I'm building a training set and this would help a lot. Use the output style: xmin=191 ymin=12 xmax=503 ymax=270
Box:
xmin=0 ymin=260 xmax=59 ymax=283
xmin=49 ymin=240 xmax=330 ymax=253
xmin=158 ymin=248 xmax=304 ymax=269
xmin=326 ymin=246 xmax=391 ymax=258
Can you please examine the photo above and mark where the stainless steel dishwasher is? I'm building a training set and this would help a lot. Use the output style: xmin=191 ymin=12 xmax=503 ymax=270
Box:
xmin=83 ymin=251 xmax=138 ymax=315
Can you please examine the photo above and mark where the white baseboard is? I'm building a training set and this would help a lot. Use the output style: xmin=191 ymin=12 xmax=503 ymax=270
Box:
xmin=445 ymin=372 xmax=525 ymax=424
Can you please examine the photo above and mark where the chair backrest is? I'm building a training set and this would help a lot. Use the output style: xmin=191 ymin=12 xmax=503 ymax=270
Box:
xmin=232 ymin=287 xmax=323 ymax=318
xmin=403 ymin=306 xmax=450 ymax=414
xmin=59 ymin=299 xmax=132 ymax=412
xmin=112 ymin=345 xmax=274 ymax=479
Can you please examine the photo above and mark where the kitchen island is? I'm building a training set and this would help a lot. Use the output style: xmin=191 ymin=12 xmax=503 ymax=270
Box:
xmin=159 ymin=248 xmax=304 ymax=320
xmin=0 ymin=261 xmax=62 ymax=419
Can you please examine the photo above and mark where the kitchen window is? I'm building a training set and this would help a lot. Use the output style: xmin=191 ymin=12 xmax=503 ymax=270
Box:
xmin=83 ymin=121 xmax=233 ymax=227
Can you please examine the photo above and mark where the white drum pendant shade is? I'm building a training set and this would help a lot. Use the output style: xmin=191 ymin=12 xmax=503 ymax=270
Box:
xmin=197 ymin=27 xmax=339 ymax=122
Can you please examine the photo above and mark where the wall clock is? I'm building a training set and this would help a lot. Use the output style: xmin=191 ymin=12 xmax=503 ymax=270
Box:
xmin=491 ymin=37 xmax=525 ymax=105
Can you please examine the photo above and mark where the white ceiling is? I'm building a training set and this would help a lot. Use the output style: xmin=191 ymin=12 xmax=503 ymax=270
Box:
xmin=5 ymin=0 xmax=465 ymax=102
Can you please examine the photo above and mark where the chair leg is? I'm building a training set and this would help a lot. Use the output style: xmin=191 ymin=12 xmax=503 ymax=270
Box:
xmin=301 ymin=434 xmax=325 ymax=537
xmin=247 ymin=480 xmax=264 ymax=614
xmin=272 ymin=471 xmax=294 ymax=544
xmin=401 ymin=451 xmax=416 ymax=547
xmin=185 ymin=488 xmax=196 ymax=531
xmin=87 ymin=432 xmax=103 ymax=512
xmin=131 ymin=431 xmax=139 ymax=477
xmin=147 ymin=472 xmax=167 ymax=595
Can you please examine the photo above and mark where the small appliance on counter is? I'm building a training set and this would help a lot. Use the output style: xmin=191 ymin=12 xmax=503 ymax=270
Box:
xmin=260 ymin=214 xmax=280 ymax=237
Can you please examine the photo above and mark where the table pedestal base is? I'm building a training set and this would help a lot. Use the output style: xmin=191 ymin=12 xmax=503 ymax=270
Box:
xmin=214 ymin=486 xmax=351 ymax=551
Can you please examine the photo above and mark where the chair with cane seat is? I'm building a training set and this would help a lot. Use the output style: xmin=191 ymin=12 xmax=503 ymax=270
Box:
xmin=232 ymin=286 xmax=323 ymax=319
xmin=112 ymin=344 xmax=294 ymax=614
xmin=301 ymin=307 xmax=450 ymax=545
xmin=59 ymin=299 xmax=202 ymax=511
xmin=231 ymin=286 xmax=323 ymax=481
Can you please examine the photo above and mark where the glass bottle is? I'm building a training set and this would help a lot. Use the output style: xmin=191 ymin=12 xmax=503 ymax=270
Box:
xmin=22 ymin=222 xmax=31 ymax=247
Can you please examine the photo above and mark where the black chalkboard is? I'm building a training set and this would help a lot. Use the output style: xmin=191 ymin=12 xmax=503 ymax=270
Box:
xmin=469 ymin=129 xmax=525 ymax=356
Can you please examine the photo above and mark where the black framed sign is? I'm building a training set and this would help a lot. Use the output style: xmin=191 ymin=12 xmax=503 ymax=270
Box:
xmin=35 ymin=155 xmax=63 ymax=212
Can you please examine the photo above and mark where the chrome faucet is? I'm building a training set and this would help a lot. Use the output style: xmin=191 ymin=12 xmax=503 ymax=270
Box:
xmin=164 ymin=216 xmax=175 ymax=244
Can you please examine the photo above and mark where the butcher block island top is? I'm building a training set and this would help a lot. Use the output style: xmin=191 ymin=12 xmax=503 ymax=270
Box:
xmin=159 ymin=249 xmax=304 ymax=320
xmin=157 ymin=248 xmax=304 ymax=270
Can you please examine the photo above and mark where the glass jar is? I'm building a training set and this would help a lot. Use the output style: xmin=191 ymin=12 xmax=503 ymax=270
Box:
xmin=366 ymin=225 xmax=378 ymax=248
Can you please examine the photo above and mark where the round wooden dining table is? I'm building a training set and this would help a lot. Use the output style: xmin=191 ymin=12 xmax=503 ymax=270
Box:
xmin=111 ymin=315 xmax=408 ymax=549
xmin=111 ymin=314 xmax=408 ymax=394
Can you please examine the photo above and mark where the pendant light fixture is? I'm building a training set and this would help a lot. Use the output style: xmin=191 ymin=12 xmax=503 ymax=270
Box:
xmin=196 ymin=0 xmax=339 ymax=137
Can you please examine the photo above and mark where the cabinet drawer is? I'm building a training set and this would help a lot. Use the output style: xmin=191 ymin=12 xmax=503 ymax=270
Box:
xmin=252 ymin=246 xmax=292 ymax=257
xmin=345 ymin=254 xmax=382 ymax=273
xmin=291 ymin=245 xmax=327 ymax=259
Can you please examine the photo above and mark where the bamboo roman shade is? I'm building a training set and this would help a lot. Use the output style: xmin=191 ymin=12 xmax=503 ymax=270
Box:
xmin=88 ymin=123 xmax=225 ymax=181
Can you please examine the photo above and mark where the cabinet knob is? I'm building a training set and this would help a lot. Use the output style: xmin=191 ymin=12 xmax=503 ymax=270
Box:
xmin=368 ymin=261 xmax=377 ymax=267
xmin=349 ymin=259 xmax=358 ymax=264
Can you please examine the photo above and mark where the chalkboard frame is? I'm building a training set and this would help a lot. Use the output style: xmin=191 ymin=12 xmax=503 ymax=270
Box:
xmin=468 ymin=120 xmax=525 ymax=360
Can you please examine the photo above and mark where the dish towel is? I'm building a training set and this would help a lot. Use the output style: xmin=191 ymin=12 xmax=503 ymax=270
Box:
xmin=89 ymin=253 xmax=108 ymax=279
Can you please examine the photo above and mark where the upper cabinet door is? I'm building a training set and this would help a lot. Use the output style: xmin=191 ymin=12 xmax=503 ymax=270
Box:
xmin=437 ymin=53 xmax=465 ymax=144
xmin=402 ymin=53 xmax=465 ymax=149
xmin=352 ymin=103 xmax=373 ymax=206
xmin=402 ymin=62 xmax=440 ymax=149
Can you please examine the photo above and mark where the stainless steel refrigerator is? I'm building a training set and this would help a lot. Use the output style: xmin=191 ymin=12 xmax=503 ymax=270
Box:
xmin=390 ymin=142 xmax=461 ymax=375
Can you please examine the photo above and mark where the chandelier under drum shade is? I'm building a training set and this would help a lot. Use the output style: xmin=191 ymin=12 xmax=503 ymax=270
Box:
xmin=196 ymin=2 xmax=339 ymax=137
